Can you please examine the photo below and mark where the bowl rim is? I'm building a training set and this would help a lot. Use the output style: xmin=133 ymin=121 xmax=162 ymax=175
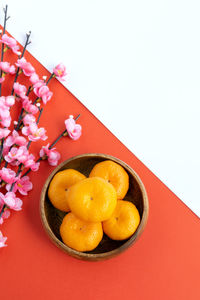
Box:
xmin=40 ymin=153 xmax=149 ymax=261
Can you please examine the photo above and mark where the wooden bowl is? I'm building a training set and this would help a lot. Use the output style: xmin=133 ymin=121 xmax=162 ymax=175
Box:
xmin=40 ymin=153 xmax=149 ymax=261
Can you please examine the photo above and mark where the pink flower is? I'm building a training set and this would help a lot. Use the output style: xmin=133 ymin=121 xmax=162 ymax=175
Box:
xmin=13 ymin=82 xmax=27 ymax=99
xmin=0 ymin=167 xmax=16 ymax=184
xmin=23 ymin=114 xmax=36 ymax=125
xmin=6 ymin=175 xmax=33 ymax=196
xmin=33 ymin=81 xmax=53 ymax=104
xmin=1 ymin=116 xmax=11 ymax=127
xmin=22 ymin=123 xmax=47 ymax=142
xmin=64 ymin=115 xmax=82 ymax=140
xmin=29 ymin=73 xmax=40 ymax=85
xmin=0 ymin=96 xmax=15 ymax=109
xmin=53 ymin=63 xmax=67 ymax=81
xmin=0 ymin=192 xmax=22 ymax=211
xmin=0 ymin=108 xmax=9 ymax=120
xmin=16 ymin=57 xmax=35 ymax=76
xmin=0 ymin=62 xmax=16 ymax=74
xmin=0 ymin=104 xmax=11 ymax=127
xmin=0 ymin=99 xmax=9 ymax=111
xmin=39 ymin=143 xmax=61 ymax=166
xmin=0 ymin=77 xmax=5 ymax=83
xmin=0 ymin=34 xmax=21 ymax=55
xmin=0 ymin=128 xmax=10 ymax=139
xmin=2 ymin=144 xmax=10 ymax=157
xmin=0 ymin=210 xmax=10 ymax=225
xmin=0 ymin=231 xmax=7 ymax=248
xmin=24 ymin=153 xmax=40 ymax=171
xmin=4 ymin=130 xmax=27 ymax=148
xmin=0 ymin=195 xmax=10 ymax=225
xmin=4 ymin=96 xmax=15 ymax=107
xmin=22 ymin=99 xmax=39 ymax=115
xmin=4 ymin=146 xmax=29 ymax=166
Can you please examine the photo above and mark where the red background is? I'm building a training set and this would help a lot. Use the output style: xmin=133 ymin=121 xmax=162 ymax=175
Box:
xmin=0 ymin=33 xmax=200 ymax=300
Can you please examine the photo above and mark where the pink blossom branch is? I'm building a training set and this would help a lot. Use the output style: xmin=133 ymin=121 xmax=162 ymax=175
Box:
xmin=0 ymin=6 xmax=10 ymax=159
xmin=9 ymin=164 xmax=22 ymax=191
xmin=4 ymin=106 xmax=43 ymax=170
xmin=0 ymin=161 xmax=23 ymax=218
xmin=26 ymin=107 xmax=43 ymax=150
xmin=2 ymin=72 xmax=53 ymax=164
xmin=1 ymin=86 xmax=31 ymax=166
xmin=0 ymin=31 xmax=32 ymax=162
xmin=0 ymin=114 xmax=81 ymax=218
xmin=23 ymin=114 xmax=80 ymax=177
xmin=16 ymin=73 xmax=54 ymax=131
xmin=0 ymin=5 xmax=10 ymax=96
xmin=32 ymin=73 xmax=55 ymax=104
xmin=0 ymin=109 xmax=44 ymax=217
xmin=45 ymin=72 xmax=55 ymax=86
xmin=14 ymin=85 xmax=32 ymax=131
xmin=11 ymin=31 xmax=31 ymax=95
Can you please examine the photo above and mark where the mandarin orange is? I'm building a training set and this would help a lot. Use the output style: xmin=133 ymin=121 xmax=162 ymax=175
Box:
xmin=89 ymin=160 xmax=129 ymax=199
xmin=66 ymin=177 xmax=117 ymax=222
xmin=103 ymin=200 xmax=140 ymax=240
xmin=60 ymin=213 xmax=103 ymax=252
xmin=48 ymin=169 xmax=86 ymax=212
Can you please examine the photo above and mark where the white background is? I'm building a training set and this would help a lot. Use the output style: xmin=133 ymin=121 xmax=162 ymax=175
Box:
xmin=2 ymin=0 xmax=200 ymax=217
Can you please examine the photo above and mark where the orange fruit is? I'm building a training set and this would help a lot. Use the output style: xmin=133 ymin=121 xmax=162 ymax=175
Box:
xmin=102 ymin=200 xmax=140 ymax=240
xmin=48 ymin=169 xmax=86 ymax=212
xmin=66 ymin=177 xmax=117 ymax=222
xmin=89 ymin=160 xmax=129 ymax=199
xmin=60 ymin=213 xmax=103 ymax=252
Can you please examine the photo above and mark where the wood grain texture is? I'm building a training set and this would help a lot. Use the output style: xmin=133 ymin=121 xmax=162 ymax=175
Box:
xmin=40 ymin=153 xmax=149 ymax=261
